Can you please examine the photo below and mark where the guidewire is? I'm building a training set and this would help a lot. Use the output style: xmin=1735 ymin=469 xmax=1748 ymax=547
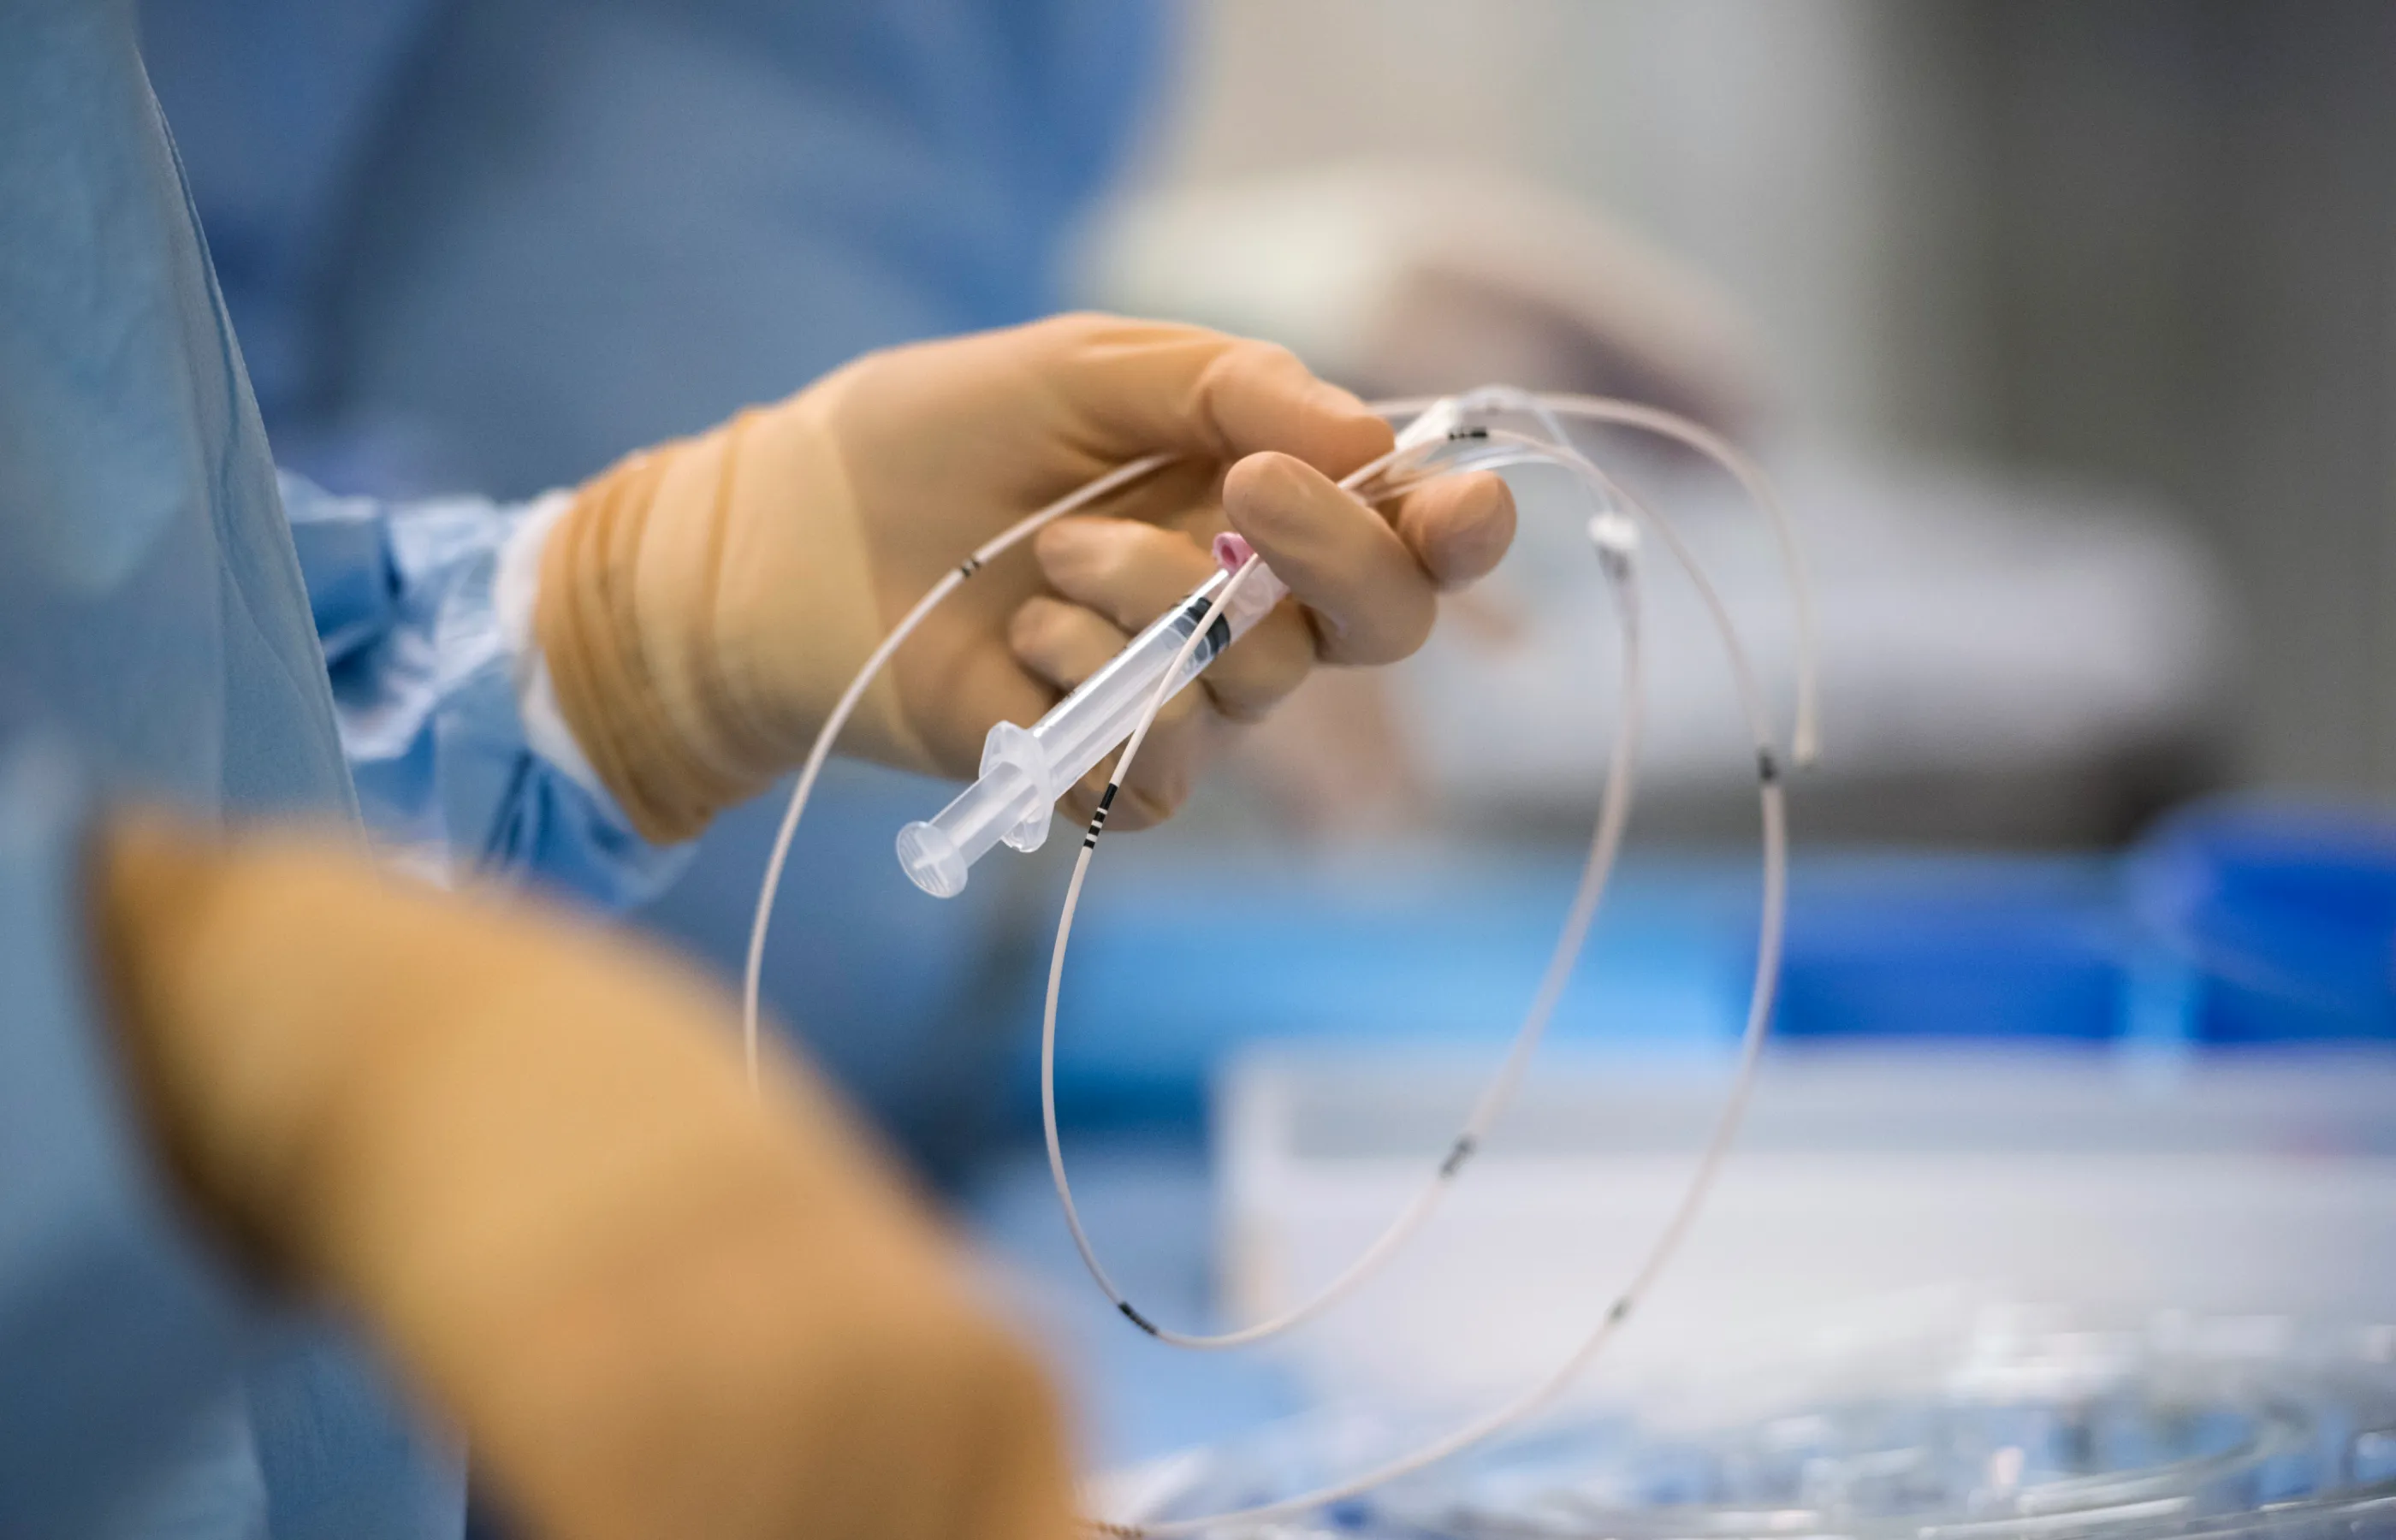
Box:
xmin=1067 ymin=424 xmax=1793 ymax=1535
xmin=1032 ymin=418 xmax=1793 ymax=1363
xmin=1038 ymin=441 xmax=1645 ymax=1351
xmin=736 ymin=394 xmax=1812 ymax=1537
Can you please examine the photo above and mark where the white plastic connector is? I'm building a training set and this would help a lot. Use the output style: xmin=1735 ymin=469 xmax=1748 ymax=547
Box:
xmin=1587 ymin=509 xmax=1640 ymax=582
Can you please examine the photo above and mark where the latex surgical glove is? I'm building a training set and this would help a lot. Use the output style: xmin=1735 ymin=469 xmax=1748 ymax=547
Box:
xmin=94 ymin=814 xmax=1074 ymax=1540
xmin=537 ymin=313 xmax=1515 ymax=842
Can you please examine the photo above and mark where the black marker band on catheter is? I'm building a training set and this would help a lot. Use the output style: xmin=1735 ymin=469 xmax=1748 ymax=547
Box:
xmin=1440 ymin=1134 xmax=1478 ymax=1178
xmin=1118 ymin=1301 xmax=1159 ymax=1336
xmin=1082 ymin=785 xmax=1119 ymax=851
xmin=956 ymin=554 xmax=983 ymax=578
xmin=1757 ymin=747 xmax=1781 ymax=785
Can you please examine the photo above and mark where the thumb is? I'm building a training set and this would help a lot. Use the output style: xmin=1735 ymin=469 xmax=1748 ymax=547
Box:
xmin=1026 ymin=312 xmax=1395 ymax=479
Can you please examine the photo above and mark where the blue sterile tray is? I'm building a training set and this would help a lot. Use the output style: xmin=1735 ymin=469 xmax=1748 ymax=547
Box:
xmin=1034 ymin=802 xmax=2396 ymax=1128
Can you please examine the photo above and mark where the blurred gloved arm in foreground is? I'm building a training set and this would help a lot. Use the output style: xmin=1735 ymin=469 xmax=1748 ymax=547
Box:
xmin=533 ymin=313 xmax=1518 ymax=844
xmin=83 ymin=803 xmax=1073 ymax=1540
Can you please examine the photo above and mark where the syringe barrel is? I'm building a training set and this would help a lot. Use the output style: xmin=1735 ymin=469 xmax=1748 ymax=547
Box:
xmin=898 ymin=558 xmax=1286 ymax=896
xmin=1035 ymin=566 xmax=1259 ymax=793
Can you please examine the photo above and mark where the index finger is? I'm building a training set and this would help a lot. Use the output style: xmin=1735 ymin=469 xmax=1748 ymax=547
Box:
xmin=1026 ymin=313 xmax=1396 ymax=480
xmin=1223 ymin=450 xmax=1438 ymax=666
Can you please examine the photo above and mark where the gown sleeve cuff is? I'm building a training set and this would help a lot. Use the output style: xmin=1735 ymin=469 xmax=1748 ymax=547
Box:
xmin=494 ymin=490 xmax=613 ymax=803
xmin=280 ymin=470 xmax=693 ymax=910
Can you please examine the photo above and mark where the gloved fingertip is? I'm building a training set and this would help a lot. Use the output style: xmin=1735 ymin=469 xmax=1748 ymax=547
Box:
xmin=1029 ymin=517 xmax=1083 ymax=570
xmin=1031 ymin=515 xmax=1117 ymax=586
xmin=1302 ymin=381 xmax=1398 ymax=476
xmin=1003 ymin=598 xmax=1055 ymax=657
xmin=1220 ymin=448 xmax=1316 ymax=520
xmin=1302 ymin=376 xmax=1376 ymax=424
xmin=1424 ymin=472 xmax=1518 ymax=589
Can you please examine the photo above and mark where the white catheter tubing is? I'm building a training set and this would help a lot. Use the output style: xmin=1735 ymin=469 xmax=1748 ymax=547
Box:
xmin=732 ymin=394 xmax=1813 ymax=1537
xmin=1100 ymin=780 xmax=1786 ymax=1537
xmin=741 ymin=453 xmax=1175 ymax=1086
xmin=1376 ymin=390 xmax=1819 ymax=767
xmin=1036 ymin=450 xmax=1646 ymax=1352
xmin=1076 ymin=441 xmax=1791 ymax=1533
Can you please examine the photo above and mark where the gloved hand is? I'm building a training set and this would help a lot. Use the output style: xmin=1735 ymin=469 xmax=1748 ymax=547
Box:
xmin=537 ymin=313 xmax=1515 ymax=842
xmin=94 ymin=813 xmax=1074 ymax=1540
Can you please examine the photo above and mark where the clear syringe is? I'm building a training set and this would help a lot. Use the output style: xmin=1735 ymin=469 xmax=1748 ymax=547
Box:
xmin=893 ymin=399 xmax=1533 ymax=897
xmin=896 ymin=536 xmax=1289 ymax=897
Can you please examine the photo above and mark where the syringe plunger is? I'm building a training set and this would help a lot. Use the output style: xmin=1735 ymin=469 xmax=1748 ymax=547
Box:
xmin=893 ymin=752 xmax=1041 ymax=897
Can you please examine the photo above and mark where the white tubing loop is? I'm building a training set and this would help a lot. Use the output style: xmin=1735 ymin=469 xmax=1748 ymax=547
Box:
xmin=1474 ymin=428 xmax=1782 ymax=761
xmin=1059 ymin=433 xmax=1798 ymax=1532
xmin=1112 ymin=782 xmax=1785 ymax=1537
xmin=729 ymin=396 xmax=1804 ymax=1537
xmin=1040 ymin=448 xmax=1646 ymax=1351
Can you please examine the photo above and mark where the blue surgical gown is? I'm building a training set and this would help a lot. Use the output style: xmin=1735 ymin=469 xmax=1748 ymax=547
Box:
xmin=0 ymin=3 xmax=671 ymax=1533
xmin=134 ymin=0 xmax=1167 ymax=1182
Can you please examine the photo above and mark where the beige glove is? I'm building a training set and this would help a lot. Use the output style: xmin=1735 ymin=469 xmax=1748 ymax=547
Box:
xmin=94 ymin=813 xmax=1074 ymax=1540
xmin=537 ymin=313 xmax=1514 ymax=843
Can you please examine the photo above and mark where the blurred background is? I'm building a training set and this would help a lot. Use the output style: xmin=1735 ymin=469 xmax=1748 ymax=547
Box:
xmin=143 ymin=0 xmax=2396 ymax=1491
